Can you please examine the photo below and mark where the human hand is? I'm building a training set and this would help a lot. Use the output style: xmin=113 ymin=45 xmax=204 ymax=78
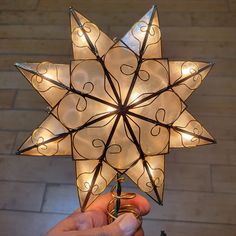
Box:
xmin=45 ymin=192 xmax=150 ymax=236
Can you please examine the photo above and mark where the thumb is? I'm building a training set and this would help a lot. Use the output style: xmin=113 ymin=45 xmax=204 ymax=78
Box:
xmin=113 ymin=213 xmax=140 ymax=236
xmin=75 ymin=213 xmax=139 ymax=236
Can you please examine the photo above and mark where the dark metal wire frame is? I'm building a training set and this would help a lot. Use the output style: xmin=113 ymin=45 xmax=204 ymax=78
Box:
xmin=16 ymin=5 xmax=216 ymax=210
xmin=70 ymin=60 xmax=118 ymax=105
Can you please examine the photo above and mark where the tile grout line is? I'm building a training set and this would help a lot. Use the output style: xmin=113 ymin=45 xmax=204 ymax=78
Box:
xmin=1 ymin=178 xmax=236 ymax=195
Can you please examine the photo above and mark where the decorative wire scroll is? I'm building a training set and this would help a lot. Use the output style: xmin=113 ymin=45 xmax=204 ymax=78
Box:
xmin=32 ymin=63 xmax=62 ymax=91
xmin=131 ymin=20 xmax=161 ymax=54
xmin=31 ymin=127 xmax=63 ymax=156
xmin=77 ymin=163 xmax=108 ymax=196
xmin=137 ymin=163 xmax=164 ymax=193
xmin=15 ymin=5 xmax=216 ymax=212
xmin=174 ymin=119 xmax=204 ymax=147
xmin=174 ymin=61 xmax=204 ymax=91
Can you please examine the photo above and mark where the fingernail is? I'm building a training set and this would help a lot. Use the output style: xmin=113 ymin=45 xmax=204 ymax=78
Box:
xmin=76 ymin=214 xmax=92 ymax=230
xmin=118 ymin=213 xmax=138 ymax=236
xmin=78 ymin=221 xmax=91 ymax=230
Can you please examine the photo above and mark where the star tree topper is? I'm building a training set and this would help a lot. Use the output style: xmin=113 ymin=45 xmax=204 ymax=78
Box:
xmin=16 ymin=6 xmax=215 ymax=211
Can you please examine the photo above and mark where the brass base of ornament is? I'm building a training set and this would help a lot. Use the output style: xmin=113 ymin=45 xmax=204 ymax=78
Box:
xmin=107 ymin=176 xmax=142 ymax=224
xmin=106 ymin=175 xmax=167 ymax=235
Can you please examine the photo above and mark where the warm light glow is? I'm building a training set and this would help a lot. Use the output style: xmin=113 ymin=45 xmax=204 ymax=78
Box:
xmin=182 ymin=132 xmax=193 ymax=141
xmin=72 ymin=28 xmax=88 ymax=46
xmin=130 ymin=92 xmax=140 ymax=102
xmin=106 ymin=106 xmax=115 ymax=113
xmin=32 ymin=128 xmax=50 ymax=144
xmin=182 ymin=67 xmax=192 ymax=76
xmin=182 ymin=62 xmax=198 ymax=76
xmin=45 ymin=73 xmax=53 ymax=79
xmin=79 ymin=34 xmax=87 ymax=44
xmin=77 ymin=28 xmax=87 ymax=44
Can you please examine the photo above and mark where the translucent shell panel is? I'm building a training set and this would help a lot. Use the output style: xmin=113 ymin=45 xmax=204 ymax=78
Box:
xmin=126 ymin=155 xmax=164 ymax=204
xmin=70 ymin=8 xmax=114 ymax=60
xmin=170 ymin=110 xmax=215 ymax=148
xmin=128 ymin=59 xmax=169 ymax=105
xmin=127 ymin=116 xmax=169 ymax=155
xmin=76 ymin=160 xmax=116 ymax=210
xmin=132 ymin=90 xmax=186 ymax=125
xmin=105 ymin=117 xmax=140 ymax=172
xmin=72 ymin=116 xmax=116 ymax=160
xmin=122 ymin=6 xmax=161 ymax=59
xmin=71 ymin=60 xmax=117 ymax=105
xmin=169 ymin=61 xmax=213 ymax=101
xmin=53 ymin=92 xmax=113 ymax=129
xmin=15 ymin=62 xmax=70 ymax=107
xmin=104 ymin=41 xmax=138 ymax=103
xmin=18 ymin=114 xmax=71 ymax=156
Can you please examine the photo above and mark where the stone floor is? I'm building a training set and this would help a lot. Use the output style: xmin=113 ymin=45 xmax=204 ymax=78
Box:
xmin=0 ymin=0 xmax=236 ymax=235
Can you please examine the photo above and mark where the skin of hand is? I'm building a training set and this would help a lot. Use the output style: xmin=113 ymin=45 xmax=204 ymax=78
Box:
xmin=45 ymin=192 xmax=150 ymax=236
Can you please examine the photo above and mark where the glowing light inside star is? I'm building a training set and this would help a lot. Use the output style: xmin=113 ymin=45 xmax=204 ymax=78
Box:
xmin=182 ymin=62 xmax=199 ymax=76
xmin=182 ymin=132 xmax=194 ymax=141
xmin=130 ymin=92 xmax=140 ymax=102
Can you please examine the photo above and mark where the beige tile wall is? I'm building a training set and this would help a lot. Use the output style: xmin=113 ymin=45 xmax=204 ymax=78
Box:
xmin=0 ymin=0 xmax=235 ymax=235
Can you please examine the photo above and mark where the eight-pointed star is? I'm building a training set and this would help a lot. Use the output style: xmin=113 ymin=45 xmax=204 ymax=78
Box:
xmin=15 ymin=5 xmax=215 ymax=211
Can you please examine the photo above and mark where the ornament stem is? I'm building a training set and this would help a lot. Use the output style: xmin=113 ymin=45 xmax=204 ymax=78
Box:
xmin=114 ymin=173 xmax=122 ymax=217
xmin=107 ymin=175 xmax=141 ymax=224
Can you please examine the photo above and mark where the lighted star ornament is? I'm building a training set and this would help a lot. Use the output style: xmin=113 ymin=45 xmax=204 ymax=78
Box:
xmin=16 ymin=6 xmax=215 ymax=211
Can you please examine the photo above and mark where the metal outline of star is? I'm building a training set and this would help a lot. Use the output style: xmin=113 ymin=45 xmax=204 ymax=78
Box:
xmin=15 ymin=5 xmax=216 ymax=211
